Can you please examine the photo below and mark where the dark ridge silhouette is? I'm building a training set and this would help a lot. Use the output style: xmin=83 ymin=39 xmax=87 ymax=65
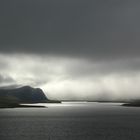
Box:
xmin=0 ymin=86 xmax=61 ymax=108
xmin=122 ymin=100 xmax=140 ymax=107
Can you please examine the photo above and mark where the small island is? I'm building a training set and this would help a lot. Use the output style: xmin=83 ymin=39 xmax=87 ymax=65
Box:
xmin=122 ymin=100 xmax=140 ymax=107
xmin=0 ymin=86 xmax=61 ymax=108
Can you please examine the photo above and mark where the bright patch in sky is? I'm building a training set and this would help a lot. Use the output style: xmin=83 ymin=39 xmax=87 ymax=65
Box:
xmin=0 ymin=54 xmax=140 ymax=101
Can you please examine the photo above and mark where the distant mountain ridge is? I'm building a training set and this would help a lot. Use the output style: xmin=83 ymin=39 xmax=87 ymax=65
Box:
xmin=0 ymin=86 xmax=61 ymax=104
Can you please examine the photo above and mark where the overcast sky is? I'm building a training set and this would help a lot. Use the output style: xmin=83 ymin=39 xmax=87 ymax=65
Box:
xmin=0 ymin=0 xmax=140 ymax=100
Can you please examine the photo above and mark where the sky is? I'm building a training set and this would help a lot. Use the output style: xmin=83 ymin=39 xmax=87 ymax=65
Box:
xmin=0 ymin=0 xmax=140 ymax=100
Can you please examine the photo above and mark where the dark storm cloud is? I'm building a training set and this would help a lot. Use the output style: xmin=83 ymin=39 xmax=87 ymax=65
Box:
xmin=1 ymin=1 xmax=140 ymax=100
xmin=0 ymin=0 xmax=140 ymax=59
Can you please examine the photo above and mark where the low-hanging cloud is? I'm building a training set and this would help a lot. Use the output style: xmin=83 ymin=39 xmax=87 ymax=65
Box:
xmin=0 ymin=74 xmax=15 ymax=85
xmin=0 ymin=54 xmax=140 ymax=101
xmin=0 ymin=1 xmax=140 ymax=101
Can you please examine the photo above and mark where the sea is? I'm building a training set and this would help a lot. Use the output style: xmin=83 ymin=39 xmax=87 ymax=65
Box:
xmin=0 ymin=102 xmax=140 ymax=140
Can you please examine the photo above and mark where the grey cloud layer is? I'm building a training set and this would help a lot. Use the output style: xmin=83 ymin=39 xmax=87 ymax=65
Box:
xmin=0 ymin=0 xmax=140 ymax=59
xmin=0 ymin=74 xmax=15 ymax=85
xmin=1 ymin=1 xmax=140 ymax=100
xmin=0 ymin=54 xmax=140 ymax=100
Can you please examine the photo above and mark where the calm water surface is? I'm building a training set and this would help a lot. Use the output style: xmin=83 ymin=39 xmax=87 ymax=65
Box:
xmin=0 ymin=102 xmax=140 ymax=140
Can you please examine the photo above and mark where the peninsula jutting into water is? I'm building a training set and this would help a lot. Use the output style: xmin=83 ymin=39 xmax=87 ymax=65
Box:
xmin=0 ymin=86 xmax=61 ymax=108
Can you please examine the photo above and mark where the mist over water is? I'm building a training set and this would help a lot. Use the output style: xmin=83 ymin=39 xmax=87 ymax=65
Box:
xmin=0 ymin=1 xmax=140 ymax=139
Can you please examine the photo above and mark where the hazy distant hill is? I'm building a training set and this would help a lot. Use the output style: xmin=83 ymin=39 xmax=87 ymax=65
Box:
xmin=122 ymin=100 xmax=140 ymax=107
xmin=0 ymin=86 xmax=61 ymax=108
